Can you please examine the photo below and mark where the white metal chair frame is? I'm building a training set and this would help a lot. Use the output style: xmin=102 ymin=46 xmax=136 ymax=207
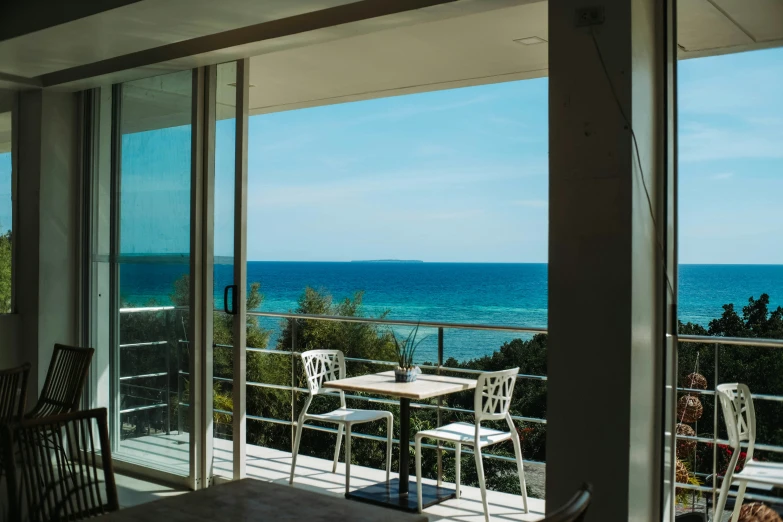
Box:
xmin=415 ymin=368 xmax=528 ymax=522
xmin=714 ymin=383 xmax=783 ymax=522
xmin=289 ymin=349 xmax=393 ymax=495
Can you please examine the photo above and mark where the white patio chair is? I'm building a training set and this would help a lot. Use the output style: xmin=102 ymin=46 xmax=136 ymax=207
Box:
xmin=289 ymin=349 xmax=393 ymax=495
xmin=715 ymin=383 xmax=783 ymax=522
xmin=415 ymin=367 xmax=528 ymax=522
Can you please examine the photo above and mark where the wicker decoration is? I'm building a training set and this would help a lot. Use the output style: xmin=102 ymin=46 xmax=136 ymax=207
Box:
xmin=675 ymin=459 xmax=689 ymax=485
xmin=678 ymin=395 xmax=704 ymax=423
xmin=676 ymin=423 xmax=697 ymax=458
xmin=738 ymin=503 xmax=783 ymax=522
xmin=682 ymin=372 xmax=708 ymax=391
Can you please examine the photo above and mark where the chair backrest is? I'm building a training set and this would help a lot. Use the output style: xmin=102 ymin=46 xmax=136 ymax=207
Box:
xmin=28 ymin=345 xmax=94 ymax=419
xmin=0 ymin=362 xmax=30 ymax=424
xmin=300 ymin=350 xmax=345 ymax=396
xmin=717 ymin=383 xmax=756 ymax=450
xmin=474 ymin=368 xmax=519 ymax=422
xmin=542 ymin=484 xmax=592 ymax=522
xmin=1 ymin=407 xmax=119 ymax=522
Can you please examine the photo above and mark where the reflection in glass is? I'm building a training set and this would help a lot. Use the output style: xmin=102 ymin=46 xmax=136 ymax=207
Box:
xmin=116 ymin=70 xmax=193 ymax=475
xmin=0 ymin=110 xmax=12 ymax=313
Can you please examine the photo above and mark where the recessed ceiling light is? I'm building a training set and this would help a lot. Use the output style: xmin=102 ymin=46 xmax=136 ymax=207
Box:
xmin=227 ymin=83 xmax=257 ymax=88
xmin=513 ymin=36 xmax=547 ymax=45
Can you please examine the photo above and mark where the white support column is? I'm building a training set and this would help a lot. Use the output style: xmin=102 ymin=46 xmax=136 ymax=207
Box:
xmin=546 ymin=0 xmax=676 ymax=520
xmin=232 ymin=58 xmax=249 ymax=481
xmin=190 ymin=67 xmax=206 ymax=490
xmin=199 ymin=65 xmax=217 ymax=487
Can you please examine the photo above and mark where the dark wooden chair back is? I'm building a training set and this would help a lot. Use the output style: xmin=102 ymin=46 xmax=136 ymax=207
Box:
xmin=1 ymin=407 xmax=119 ymax=521
xmin=0 ymin=363 xmax=30 ymax=424
xmin=543 ymin=484 xmax=592 ymax=522
xmin=27 ymin=345 xmax=94 ymax=419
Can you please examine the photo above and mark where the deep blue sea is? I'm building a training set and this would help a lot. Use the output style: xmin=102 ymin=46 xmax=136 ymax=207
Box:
xmin=119 ymin=262 xmax=783 ymax=363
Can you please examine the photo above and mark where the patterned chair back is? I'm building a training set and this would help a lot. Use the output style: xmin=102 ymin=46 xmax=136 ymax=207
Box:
xmin=474 ymin=367 xmax=519 ymax=422
xmin=301 ymin=350 xmax=346 ymax=396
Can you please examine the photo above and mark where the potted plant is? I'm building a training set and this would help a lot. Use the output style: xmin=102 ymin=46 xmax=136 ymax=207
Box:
xmin=391 ymin=324 xmax=426 ymax=383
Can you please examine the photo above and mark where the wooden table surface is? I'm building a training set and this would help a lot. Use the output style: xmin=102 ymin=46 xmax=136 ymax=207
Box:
xmin=100 ymin=479 xmax=428 ymax=521
xmin=323 ymin=371 xmax=476 ymax=400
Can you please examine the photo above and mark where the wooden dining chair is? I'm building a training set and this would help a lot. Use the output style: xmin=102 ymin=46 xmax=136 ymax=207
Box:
xmin=542 ymin=484 xmax=592 ymax=522
xmin=1 ymin=407 xmax=119 ymax=522
xmin=0 ymin=363 xmax=30 ymax=424
xmin=26 ymin=345 xmax=94 ymax=419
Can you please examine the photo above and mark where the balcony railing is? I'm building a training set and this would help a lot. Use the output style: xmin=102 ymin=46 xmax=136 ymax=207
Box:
xmin=116 ymin=306 xmax=783 ymax=515
xmin=673 ymin=335 xmax=783 ymax=516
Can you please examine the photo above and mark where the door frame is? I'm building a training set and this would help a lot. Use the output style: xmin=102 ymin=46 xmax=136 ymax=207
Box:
xmin=86 ymin=60 xmax=249 ymax=489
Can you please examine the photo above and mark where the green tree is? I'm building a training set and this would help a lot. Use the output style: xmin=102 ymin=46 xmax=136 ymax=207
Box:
xmin=678 ymin=294 xmax=783 ymax=481
xmin=0 ymin=231 xmax=12 ymax=313
xmin=169 ymin=274 xmax=272 ymax=438
xmin=246 ymin=287 xmax=399 ymax=465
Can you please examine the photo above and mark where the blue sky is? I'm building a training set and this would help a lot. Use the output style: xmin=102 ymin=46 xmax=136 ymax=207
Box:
xmin=678 ymin=48 xmax=783 ymax=264
xmin=117 ymin=47 xmax=783 ymax=264
xmin=0 ymin=153 xmax=10 ymax=234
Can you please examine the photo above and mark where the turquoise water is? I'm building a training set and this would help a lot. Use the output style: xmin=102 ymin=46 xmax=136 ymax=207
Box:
xmin=119 ymin=262 xmax=783 ymax=363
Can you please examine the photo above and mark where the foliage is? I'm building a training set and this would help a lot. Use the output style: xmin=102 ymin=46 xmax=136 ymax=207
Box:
xmin=118 ymin=274 xmax=271 ymax=439
xmin=678 ymin=293 xmax=783 ymax=495
xmin=251 ymin=287 xmax=399 ymax=466
xmin=0 ymin=231 xmax=11 ymax=313
xmin=391 ymin=323 xmax=426 ymax=369
xmin=119 ymin=277 xmax=783 ymax=502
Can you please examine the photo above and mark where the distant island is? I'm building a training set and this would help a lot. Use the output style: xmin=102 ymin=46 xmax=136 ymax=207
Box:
xmin=351 ymin=259 xmax=424 ymax=263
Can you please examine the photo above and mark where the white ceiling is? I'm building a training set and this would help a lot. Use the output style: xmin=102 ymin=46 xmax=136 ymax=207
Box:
xmin=244 ymin=1 xmax=549 ymax=115
xmin=0 ymin=0 xmax=358 ymax=79
xmin=237 ymin=0 xmax=782 ymax=115
xmin=678 ymin=0 xmax=783 ymax=54
xmin=2 ymin=0 xmax=781 ymax=134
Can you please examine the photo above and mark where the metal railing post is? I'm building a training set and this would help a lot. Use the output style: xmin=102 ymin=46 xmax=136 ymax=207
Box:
xmin=712 ymin=342 xmax=719 ymax=519
xmin=166 ymin=335 xmax=171 ymax=435
xmin=437 ymin=327 xmax=444 ymax=486
xmin=291 ymin=319 xmax=298 ymax=452
xmin=178 ymin=339 xmax=184 ymax=435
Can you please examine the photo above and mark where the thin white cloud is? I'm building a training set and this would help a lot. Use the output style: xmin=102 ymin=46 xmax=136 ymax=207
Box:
xmin=679 ymin=122 xmax=783 ymax=162
xmin=710 ymin=172 xmax=734 ymax=180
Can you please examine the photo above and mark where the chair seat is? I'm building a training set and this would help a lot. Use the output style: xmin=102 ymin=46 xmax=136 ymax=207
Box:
xmin=305 ymin=407 xmax=390 ymax=424
xmin=734 ymin=460 xmax=783 ymax=486
xmin=416 ymin=422 xmax=512 ymax=447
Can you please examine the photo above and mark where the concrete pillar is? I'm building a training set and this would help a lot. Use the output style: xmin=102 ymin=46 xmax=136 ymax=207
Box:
xmin=546 ymin=0 xmax=674 ymax=520
xmin=16 ymin=90 xmax=80 ymax=397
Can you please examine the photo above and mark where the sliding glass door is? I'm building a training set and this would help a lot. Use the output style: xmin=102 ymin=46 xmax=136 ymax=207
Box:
xmin=112 ymin=70 xmax=195 ymax=478
xmin=210 ymin=60 xmax=248 ymax=481
xmin=95 ymin=61 xmax=249 ymax=487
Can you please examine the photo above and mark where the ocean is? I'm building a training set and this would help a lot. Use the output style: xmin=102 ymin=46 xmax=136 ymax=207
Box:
xmin=119 ymin=262 xmax=783 ymax=363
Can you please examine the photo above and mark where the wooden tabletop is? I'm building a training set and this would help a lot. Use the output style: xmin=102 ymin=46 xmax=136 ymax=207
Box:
xmin=323 ymin=371 xmax=476 ymax=400
xmin=100 ymin=479 xmax=428 ymax=521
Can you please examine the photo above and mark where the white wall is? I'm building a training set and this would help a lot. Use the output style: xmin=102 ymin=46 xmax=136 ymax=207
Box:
xmin=14 ymin=89 xmax=80 ymax=398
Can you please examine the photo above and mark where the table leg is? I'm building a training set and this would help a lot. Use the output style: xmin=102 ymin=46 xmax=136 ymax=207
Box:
xmin=344 ymin=394 xmax=456 ymax=511
xmin=399 ymin=398 xmax=410 ymax=495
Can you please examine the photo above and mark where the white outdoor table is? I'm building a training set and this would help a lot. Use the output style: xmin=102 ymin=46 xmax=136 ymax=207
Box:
xmin=99 ymin=478 xmax=428 ymax=521
xmin=323 ymin=370 xmax=477 ymax=512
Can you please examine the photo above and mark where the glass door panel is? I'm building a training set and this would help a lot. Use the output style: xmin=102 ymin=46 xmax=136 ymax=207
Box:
xmin=114 ymin=69 xmax=194 ymax=477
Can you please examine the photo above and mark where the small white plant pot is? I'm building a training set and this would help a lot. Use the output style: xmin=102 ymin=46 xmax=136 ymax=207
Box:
xmin=394 ymin=367 xmax=419 ymax=383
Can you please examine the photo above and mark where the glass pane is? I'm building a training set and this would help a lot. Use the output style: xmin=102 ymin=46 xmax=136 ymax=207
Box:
xmin=213 ymin=61 xmax=237 ymax=478
xmin=116 ymin=70 xmax=193 ymax=476
xmin=0 ymin=109 xmax=12 ymax=313
xmin=244 ymin=79 xmax=549 ymax=500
